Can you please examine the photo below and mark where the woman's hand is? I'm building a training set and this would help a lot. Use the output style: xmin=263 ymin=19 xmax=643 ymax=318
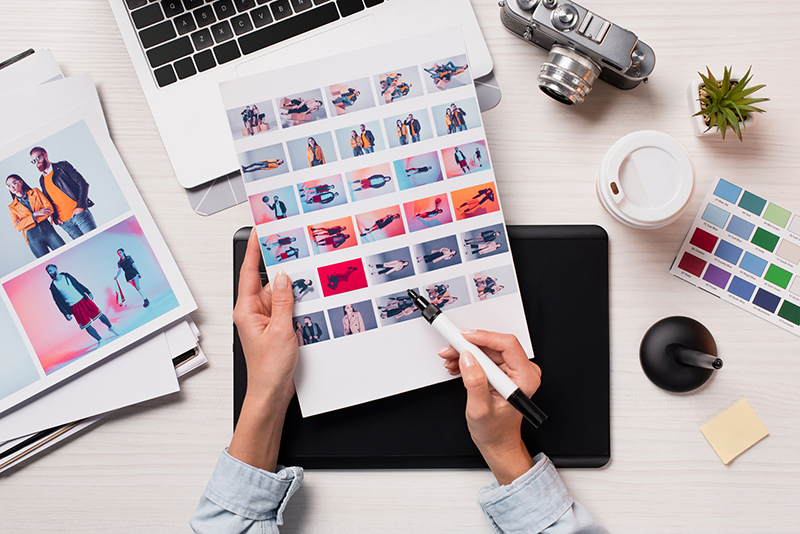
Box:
xmin=439 ymin=330 xmax=541 ymax=485
xmin=228 ymin=229 xmax=298 ymax=471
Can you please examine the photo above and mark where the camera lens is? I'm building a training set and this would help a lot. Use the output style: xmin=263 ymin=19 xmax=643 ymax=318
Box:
xmin=538 ymin=45 xmax=601 ymax=105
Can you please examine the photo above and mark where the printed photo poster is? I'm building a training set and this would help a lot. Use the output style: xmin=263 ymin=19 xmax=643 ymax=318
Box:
xmin=219 ymin=29 xmax=532 ymax=417
xmin=0 ymin=104 xmax=195 ymax=414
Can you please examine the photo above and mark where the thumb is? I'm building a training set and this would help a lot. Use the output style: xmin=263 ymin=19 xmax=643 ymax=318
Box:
xmin=459 ymin=351 xmax=493 ymax=410
xmin=269 ymin=271 xmax=295 ymax=331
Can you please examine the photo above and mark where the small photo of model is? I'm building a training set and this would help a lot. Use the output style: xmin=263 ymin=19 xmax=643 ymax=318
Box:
xmin=441 ymin=140 xmax=490 ymax=178
xmin=260 ymin=227 xmax=310 ymax=267
xmin=412 ymin=234 xmax=462 ymax=274
xmin=354 ymin=205 xmax=405 ymax=243
xmin=345 ymin=162 xmax=396 ymax=202
xmin=327 ymin=300 xmax=378 ymax=339
xmin=326 ymin=78 xmax=375 ymax=116
xmin=374 ymin=67 xmax=422 ymax=105
xmin=290 ymin=269 xmax=320 ymax=303
xmin=293 ymin=310 xmax=330 ymax=346
xmin=471 ymin=264 xmax=519 ymax=302
xmin=432 ymin=98 xmax=482 ymax=137
xmin=286 ymin=132 xmax=338 ymax=171
xmin=296 ymin=174 xmax=347 ymax=214
xmin=334 ymin=120 xmax=385 ymax=160
xmin=383 ymin=110 xmax=433 ymax=149
xmin=2 ymin=216 xmax=179 ymax=375
xmin=248 ymin=184 xmax=300 ymax=225
xmin=451 ymin=181 xmax=500 ymax=221
xmin=403 ymin=194 xmax=453 ymax=233
xmin=226 ymin=100 xmax=277 ymax=140
xmin=423 ymin=275 xmax=471 ymax=312
xmin=238 ymin=143 xmax=290 ymax=183
xmin=307 ymin=215 xmax=358 ymax=255
xmin=317 ymin=258 xmax=368 ymax=298
xmin=375 ymin=289 xmax=422 ymax=326
xmin=392 ymin=152 xmax=443 ymax=191
xmin=422 ymin=54 xmax=471 ymax=92
xmin=460 ymin=222 xmax=508 ymax=262
xmin=276 ymin=88 xmax=327 ymax=128
xmin=365 ymin=246 xmax=415 ymax=285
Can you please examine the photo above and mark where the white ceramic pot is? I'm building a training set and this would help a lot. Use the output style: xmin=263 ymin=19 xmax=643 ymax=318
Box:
xmin=688 ymin=76 xmax=755 ymax=138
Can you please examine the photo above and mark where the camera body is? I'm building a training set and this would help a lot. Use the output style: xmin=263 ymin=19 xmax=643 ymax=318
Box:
xmin=500 ymin=0 xmax=655 ymax=104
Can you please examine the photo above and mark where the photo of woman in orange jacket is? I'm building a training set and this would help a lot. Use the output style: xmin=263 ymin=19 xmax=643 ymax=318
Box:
xmin=350 ymin=130 xmax=364 ymax=157
xmin=6 ymin=174 xmax=65 ymax=258
xmin=396 ymin=119 xmax=409 ymax=146
xmin=306 ymin=137 xmax=326 ymax=167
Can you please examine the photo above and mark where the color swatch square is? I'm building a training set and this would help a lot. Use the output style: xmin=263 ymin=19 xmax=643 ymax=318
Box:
xmin=727 ymin=215 xmax=755 ymax=240
xmin=789 ymin=215 xmax=800 ymax=237
xmin=763 ymin=203 xmax=791 ymax=228
xmin=753 ymin=288 xmax=781 ymax=313
xmin=714 ymin=240 xmax=743 ymax=265
xmin=751 ymin=227 xmax=779 ymax=252
xmin=690 ymin=227 xmax=718 ymax=253
xmin=778 ymin=300 xmax=800 ymax=325
xmin=739 ymin=191 xmax=767 ymax=216
xmin=678 ymin=252 xmax=706 ymax=277
xmin=790 ymin=277 xmax=800 ymax=298
xmin=777 ymin=240 xmax=800 ymax=265
xmin=728 ymin=276 xmax=756 ymax=301
xmin=713 ymin=179 xmax=742 ymax=204
xmin=703 ymin=264 xmax=731 ymax=289
xmin=700 ymin=398 xmax=768 ymax=465
xmin=701 ymin=204 xmax=730 ymax=229
xmin=740 ymin=252 xmax=768 ymax=277
xmin=765 ymin=264 xmax=792 ymax=289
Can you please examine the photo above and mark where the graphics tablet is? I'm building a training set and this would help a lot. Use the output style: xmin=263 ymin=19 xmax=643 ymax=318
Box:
xmin=233 ymin=225 xmax=610 ymax=468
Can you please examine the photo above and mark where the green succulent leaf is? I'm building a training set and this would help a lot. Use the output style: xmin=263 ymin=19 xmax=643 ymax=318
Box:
xmin=695 ymin=65 xmax=767 ymax=140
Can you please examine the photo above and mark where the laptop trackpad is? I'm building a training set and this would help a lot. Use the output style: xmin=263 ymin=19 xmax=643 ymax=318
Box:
xmin=236 ymin=15 xmax=381 ymax=78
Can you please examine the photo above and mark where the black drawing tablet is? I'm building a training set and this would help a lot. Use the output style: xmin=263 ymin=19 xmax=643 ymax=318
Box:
xmin=233 ymin=225 xmax=610 ymax=468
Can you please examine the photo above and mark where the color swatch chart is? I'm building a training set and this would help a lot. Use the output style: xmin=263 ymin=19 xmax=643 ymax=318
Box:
xmin=671 ymin=177 xmax=800 ymax=335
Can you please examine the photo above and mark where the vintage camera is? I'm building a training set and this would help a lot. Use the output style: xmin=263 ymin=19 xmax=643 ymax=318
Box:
xmin=500 ymin=0 xmax=655 ymax=105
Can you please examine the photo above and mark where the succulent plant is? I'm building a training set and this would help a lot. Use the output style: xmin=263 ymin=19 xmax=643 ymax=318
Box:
xmin=695 ymin=66 xmax=768 ymax=141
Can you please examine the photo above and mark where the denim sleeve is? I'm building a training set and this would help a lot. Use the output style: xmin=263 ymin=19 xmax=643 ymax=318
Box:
xmin=190 ymin=449 xmax=304 ymax=534
xmin=477 ymin=453 xmax=608 ymax=534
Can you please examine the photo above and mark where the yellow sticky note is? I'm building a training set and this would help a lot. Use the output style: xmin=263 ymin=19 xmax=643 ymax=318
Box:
xmin=700 ymin=398 xmax=769 ymax=465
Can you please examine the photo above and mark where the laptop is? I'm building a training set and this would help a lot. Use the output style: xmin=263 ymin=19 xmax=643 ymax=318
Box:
xmin=107 ymin=0 xmax=494 ymax=190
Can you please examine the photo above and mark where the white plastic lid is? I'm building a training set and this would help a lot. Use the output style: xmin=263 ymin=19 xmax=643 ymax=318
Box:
xmin=597 ymin=131 xmax=695 ymax=229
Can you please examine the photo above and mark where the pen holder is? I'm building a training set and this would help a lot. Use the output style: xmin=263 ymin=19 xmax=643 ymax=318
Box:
xmin=640 ymin=316 xmax=723 ymax=393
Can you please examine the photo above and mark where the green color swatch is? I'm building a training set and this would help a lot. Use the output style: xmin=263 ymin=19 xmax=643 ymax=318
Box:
xmin=765 ymin=264 xmax=792 ymax=288
xmin=763 ymin=203 xmax=792 ymax=228
xmin=751 ymin=227 xmax=779 ymax=252
xmin=739 ymin=191 xmax=767 ymax=215
xmin=778 ymin=301 xmax=800 ymax=325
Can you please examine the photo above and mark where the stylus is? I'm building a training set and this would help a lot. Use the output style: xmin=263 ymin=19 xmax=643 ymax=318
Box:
xmin=407 ymin=289 xmax=547 ymax=428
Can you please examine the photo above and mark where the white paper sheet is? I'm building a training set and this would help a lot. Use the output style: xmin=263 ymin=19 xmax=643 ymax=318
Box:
xmin=220 ymin=29 xmax=533 ymax=417
xmin=0 ymin=49 xmax=63 ymax=96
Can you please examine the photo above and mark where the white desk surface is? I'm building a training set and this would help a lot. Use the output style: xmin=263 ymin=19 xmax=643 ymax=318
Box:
xmin=1 ymin=1 xmax=799 ymax=532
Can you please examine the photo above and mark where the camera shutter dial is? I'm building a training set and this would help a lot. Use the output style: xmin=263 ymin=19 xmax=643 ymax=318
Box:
xmin=552 ymin=4 xmax=579 ymax=31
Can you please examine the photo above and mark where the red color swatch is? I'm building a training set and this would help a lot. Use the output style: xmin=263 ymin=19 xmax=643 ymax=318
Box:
xmin=689 ymin=227 xmax=718 ymax=253
xmin=678 ymin=252 xmax=707 ymax=277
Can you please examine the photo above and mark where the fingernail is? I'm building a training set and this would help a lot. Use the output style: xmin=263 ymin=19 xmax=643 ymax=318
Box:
xmin=274 ymin=271 xmax=289 ymax=290
xmin=437 ymin=346 xmax=450 ymax=355
xmin=461 ymin=329 xmax=476 ymax=335
xmin=460 ymin=350 xmax=475 ymax=367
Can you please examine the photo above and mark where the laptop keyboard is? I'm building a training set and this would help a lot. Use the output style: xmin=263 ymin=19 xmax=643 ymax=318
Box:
xmin=124 ymin=0 xmax=386 ymax=88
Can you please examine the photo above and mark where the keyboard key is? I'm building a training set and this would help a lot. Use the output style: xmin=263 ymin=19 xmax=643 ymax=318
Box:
xmin=364 ymin=0 xmax=382 ymax=6
xmin=146 ymin=35 xmax=193 ymax=67
xmin=126 ymin=0 xmax=148 ymax=9
xmin=211 ymin=20 xmax=234 ymax=42
xmin=174 ymin=57 xmax=197 ymax=79
xmin=132 ymin=3 xmax=165 ymax=29
xmin=337 ymin=0 xmax=364 ymax=16
xmin=154 ymin=64 xmax=177 ymax=86
xmin=251 ymin=6 xmax=272 ymax=27
xmin=290 ymin=0 xmax=313 ymax=12
xmin=239 ymin=3 xmax=338 ymax=54
xmin=174 ymin=12 xmax=197 ymax=34
xmin=257 ymin=0 xmax=270 ymax=4
xmin=191 ymin=28 xmax=214 ymax=49
xmin=161 ymin=0 xmax=184 ymax=17
xmin=313 ymin=0 xmax=331 ymax=4
xmin=213 ymin=0 xmax=236 ymax=19
xmin=194 ymin=50 xmax=216 ymax=72
xmin=234 ymin=0 xmax=257 ymax=10
xmin=194 ymin=6 xmax=216 ymax=27
xmin=213 ymin=40 xmax=241 ymax=64
xmin=139 ymin=20 xmax=177 ymax=48
xmin=183 ymin=0 xmax=205 ymax=9
xmin=231 ymin=14 xmax=254 ymax=35
xmin=270 ymin=0 xmax=293 ymax=21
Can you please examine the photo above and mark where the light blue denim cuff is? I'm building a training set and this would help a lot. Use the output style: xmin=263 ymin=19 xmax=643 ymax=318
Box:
xmin=203 ymin=449 xmax=304 ymax=525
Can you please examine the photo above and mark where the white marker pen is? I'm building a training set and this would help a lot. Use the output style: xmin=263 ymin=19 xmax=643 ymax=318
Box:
xmin=407 ymin=289 xmax=547 ymax=428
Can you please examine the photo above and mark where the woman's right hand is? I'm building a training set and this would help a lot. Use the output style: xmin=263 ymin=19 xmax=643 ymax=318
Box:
xmin=33 ymin=207 xmax=52 ymax=218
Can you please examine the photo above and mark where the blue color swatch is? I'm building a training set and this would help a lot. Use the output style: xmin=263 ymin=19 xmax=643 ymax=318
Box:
xmin=727 ymin=215 xmax=756 ymax=240
xmin=728 ymin=276 xmax=756 ymax=301
xmin=753 ymin=288 xmax=781 ymax=313
xmin=714 ymin=239 xmax=743 ymax=264
xmin=740 ymin=252 xmax=769 ymax=277
xmin=701 ymin=204 xmax=730 ymax=228
xmin=714 ymin=179 xmax=742 ymax=204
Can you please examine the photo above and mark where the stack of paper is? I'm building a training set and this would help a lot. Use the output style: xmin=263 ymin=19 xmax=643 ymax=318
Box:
xmin=0 ymin=50 xmax=202 ymax=473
